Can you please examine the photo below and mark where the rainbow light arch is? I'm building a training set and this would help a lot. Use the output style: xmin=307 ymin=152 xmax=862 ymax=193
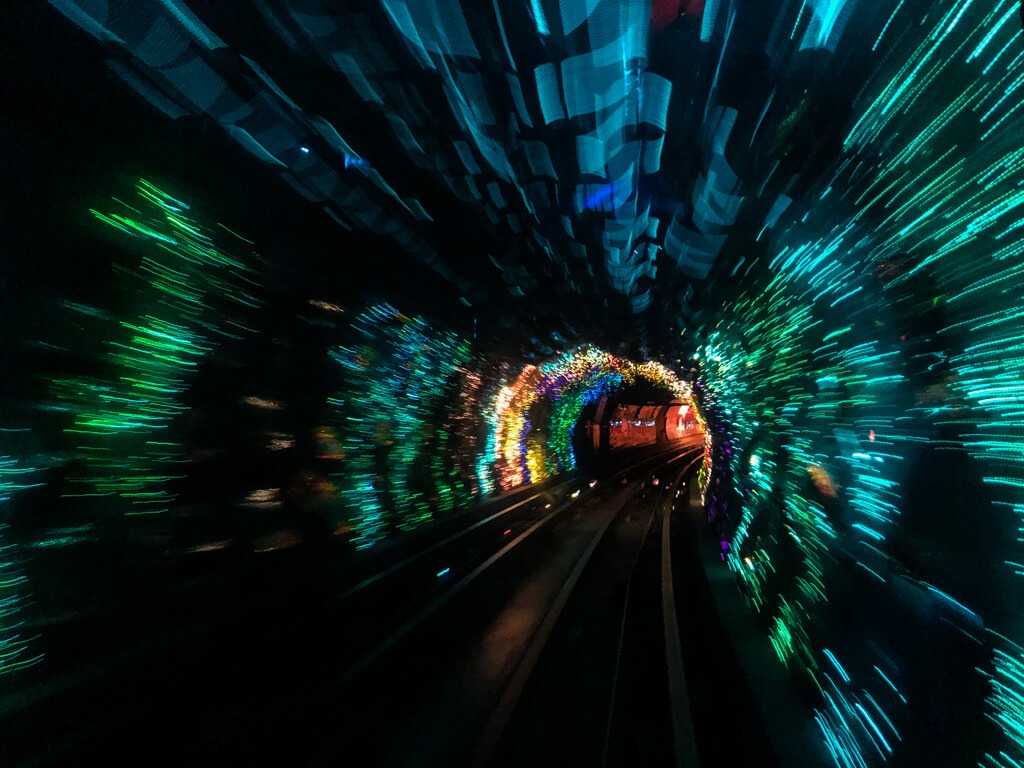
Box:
xmin=478 ymin=347 xmax=692 ymax=493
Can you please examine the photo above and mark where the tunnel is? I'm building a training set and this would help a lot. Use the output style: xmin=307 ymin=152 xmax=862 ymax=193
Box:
xmin=1 ymin=1 xmax=1023 ymax=765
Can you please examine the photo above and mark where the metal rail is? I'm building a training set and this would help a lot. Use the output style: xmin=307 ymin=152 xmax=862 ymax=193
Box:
xmin=474 ymin=447 xmax=704 ymax=767
xmin=200 ymin=445 xmax=701 ymax=758
xmin=662 ymin=458 xmax=703 ymax=768
xmin=342 ymin=447 xmax=699 ymax=683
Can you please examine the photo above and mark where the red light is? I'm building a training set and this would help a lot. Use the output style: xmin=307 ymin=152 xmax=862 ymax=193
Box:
xmin=869 ymin=430 xmax=876 ymax=442
xmin=503 ymin=529 xmax=511 ymax=536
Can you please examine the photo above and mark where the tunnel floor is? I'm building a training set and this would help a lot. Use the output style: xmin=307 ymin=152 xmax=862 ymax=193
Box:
xmin=0 ymin=438 xmax=795 ymax=767
xmin=0 ymin=442 xmax=794 ymax=765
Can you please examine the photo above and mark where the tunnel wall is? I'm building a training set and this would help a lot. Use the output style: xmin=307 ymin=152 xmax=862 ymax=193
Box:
xmin=6 ymin=177 xmax=692 ymax=559
xmin=680 ymin=2 xmax=1024 ymax=762
xmin=0 ymin=177 xmax=695 ymax=688
xmin=695 ymin=271 xmax=1024 ymax=767
xmin=694 ymin=90 xmax=1024 ymax=768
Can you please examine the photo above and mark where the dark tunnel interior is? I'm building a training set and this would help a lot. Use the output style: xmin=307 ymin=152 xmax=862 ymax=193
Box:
xmin=2 ymin=1 xmax=1024 ymax=766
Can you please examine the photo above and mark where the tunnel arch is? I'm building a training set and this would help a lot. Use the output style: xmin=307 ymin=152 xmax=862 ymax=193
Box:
xmin=6 ymin=2 xmax=1024 ymax=765
xmin=328 ymin=321 xmax=694 ymax=548
xmin=478 ymin=347 xmax=692 ymax=494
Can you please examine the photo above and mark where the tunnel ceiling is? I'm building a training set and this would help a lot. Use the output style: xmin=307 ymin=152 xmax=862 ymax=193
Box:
xmin=37 ymin=0 xmax=1024 ymax=361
